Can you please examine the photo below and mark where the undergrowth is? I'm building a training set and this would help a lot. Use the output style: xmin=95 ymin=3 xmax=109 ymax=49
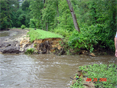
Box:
xmin=51 ymin=28 xmax=72 ymax=39
xmin=70 ymin=64 xmax=117 ymax=88
xmin=25 ymin=48 xmax=34 ymax=54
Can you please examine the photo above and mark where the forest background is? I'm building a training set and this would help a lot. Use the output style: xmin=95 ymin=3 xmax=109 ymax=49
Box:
xmin=0 ymin=0 xmax=116 ymax=53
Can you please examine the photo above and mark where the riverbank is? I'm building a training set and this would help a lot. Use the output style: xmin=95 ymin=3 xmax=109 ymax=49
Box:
xmin=0 ymin=28 xmax=29 ymax=53
xmin=0 ymin=28 xmax=64 ymax=54
xmin=70 ymin=64 xmax=117 ymax=88
xmin=0 ymin=28 xmax=115 ymax=56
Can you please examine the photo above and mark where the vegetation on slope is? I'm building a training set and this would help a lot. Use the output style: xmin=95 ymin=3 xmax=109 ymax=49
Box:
xmin=28 ymin=28 xmax=63 ymax=42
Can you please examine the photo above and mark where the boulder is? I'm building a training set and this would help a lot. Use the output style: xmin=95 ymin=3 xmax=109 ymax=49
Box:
xmin=0 ymin=46 xmax=20 ymax=54
xmin=0 ymin=41 xmax=20 ymax=54
xmin=19 ymin=38 xmax=31 ymax=52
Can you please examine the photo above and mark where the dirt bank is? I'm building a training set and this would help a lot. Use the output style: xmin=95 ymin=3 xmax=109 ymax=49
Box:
xmin=0 ymin=28 xmax=113 ymax=56
xmin=0 ymin=29 xmax=64 ymax=54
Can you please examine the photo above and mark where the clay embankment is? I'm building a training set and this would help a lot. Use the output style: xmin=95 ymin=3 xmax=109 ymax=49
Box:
xmin=20 ymin=37 xmax=64 ymax=55
xmin=0 ymin=29 xmax=64 ymax=54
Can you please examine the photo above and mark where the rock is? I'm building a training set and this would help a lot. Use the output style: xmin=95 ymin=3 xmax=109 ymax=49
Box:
xmin=20 ymin=39 xmax=29 ymax=47
xmin=0 ymin=46 xmax=20 ymax=54
xmin=24 ymin=44 xmax=34 ymax=52
xmin=0 ymin=41 xmax=18 ymax=47
xmin=89 ymin=53 xmax=95 ymax=57
xmin=19 ymin=38 xmax=31 ymax=52
xmin=0 ymin=41 xmax=20 ymax=54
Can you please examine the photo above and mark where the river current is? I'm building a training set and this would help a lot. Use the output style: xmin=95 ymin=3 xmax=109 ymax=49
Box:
xmin=0 ymin=54 xmax=116 ymax=88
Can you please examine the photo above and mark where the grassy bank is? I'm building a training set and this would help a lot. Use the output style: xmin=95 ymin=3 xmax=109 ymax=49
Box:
xmin=27 ymin=28 xmax=63 ymax=42
xmin=71 ymin=64 xmax=117 ymax=88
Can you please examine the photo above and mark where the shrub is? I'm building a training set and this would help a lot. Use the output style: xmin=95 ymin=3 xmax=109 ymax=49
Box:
xmin=68 ymin=28 xmax=99 ymax=52
xmin=34 ymin=44 xmax=37 ymax=47
xmin=13 ymin=27 xmax=16 ymax=28
xmin=51 ymin=28 xmax=72 ymax=38
xmin=29 ymin=19 xmax=36 ymax=28
xmin=25 ymin=48 xmax=34 ymax=54
xmin=21 ymin=25 xmax=26 ymax=29
xmin=70 ymin=64 xmax=117 ymax=88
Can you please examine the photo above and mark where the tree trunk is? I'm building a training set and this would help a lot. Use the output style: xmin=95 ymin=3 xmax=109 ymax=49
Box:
xmin=44 ymin=0 xmax=45 ymax=8
xmin=66 ymin=0 xmax=80 ymax=32
xmin=44 ymin=0 xmax=45 ymax=3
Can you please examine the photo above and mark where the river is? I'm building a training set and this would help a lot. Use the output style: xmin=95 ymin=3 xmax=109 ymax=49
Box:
xmin=0 ymin=29 xmax=117 ymax=88
xmin=0 ymin=54 xmax=116 ymax=88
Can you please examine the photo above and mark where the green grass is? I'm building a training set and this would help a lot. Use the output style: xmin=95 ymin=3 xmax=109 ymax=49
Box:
xmin=71 ymin=64 xmax=117 ymax=88
xmin=28 ymin=28 xmax=63 ymax=42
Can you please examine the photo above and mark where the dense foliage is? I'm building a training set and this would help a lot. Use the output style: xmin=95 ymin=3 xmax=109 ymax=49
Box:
xmin=0 ymin=0 xmax=116 ymax=51
xmin=71 ymin=64 xmax=117 ymax=88
xmin=0 ymin=0 xmax=30 ymax=29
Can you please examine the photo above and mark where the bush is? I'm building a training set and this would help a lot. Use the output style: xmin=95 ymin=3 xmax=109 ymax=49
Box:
xmin=68 ymin=24 xmax=115 ymax=53
xmin=21 ymin=25 xmax=26 ymax=29
xmin=70 ymin=64 xmax=117 ymax=88
xmin=51 ymin=28 xmax=72 ymax=38
xmin=25 ymin=48 xmax=34 ymax=54
xmin=29 ymin=19 xmax=36 ymax=28
xmin=68 ymin=28 xmax=99 ymax=52
xmin=12 ymin=27 xmax=16 ymax=28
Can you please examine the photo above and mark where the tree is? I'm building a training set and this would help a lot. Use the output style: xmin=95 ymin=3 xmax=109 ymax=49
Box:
xmin=66 ymin=0 xmax=80 ymax=32
xmin=68 ymin=0 xmax=117 ymax=51
xmin=21 ymin=0 xmax=30 ymax=27
xmin=0 ymin=0 xmax=13 ymax=30
xmin=22 ymin=0 xmax=30 ymax=11
xmin=29 ymin=0 xmax=44 ymax=29
xmin=42 ymin=0 xmax=57 ymax=31
xmin=58 ymin=0 xmax=74 ymax=31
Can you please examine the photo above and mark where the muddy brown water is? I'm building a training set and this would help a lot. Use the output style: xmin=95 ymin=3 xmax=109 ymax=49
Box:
xmin=0 ymin=29 xmax=117 ymax=88
xmin=0 ymin=54 xmax=116 ymax=88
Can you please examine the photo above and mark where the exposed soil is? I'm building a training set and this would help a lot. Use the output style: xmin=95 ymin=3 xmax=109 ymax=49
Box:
xmin=0 ymin=28 xmax=114 ymax=56
xmin=0 ymin=29 xmax=64 ymax=54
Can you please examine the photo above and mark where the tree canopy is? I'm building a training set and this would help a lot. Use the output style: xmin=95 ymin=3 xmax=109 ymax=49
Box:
xmin=0 ymin=0 xmax=116 ymax=51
